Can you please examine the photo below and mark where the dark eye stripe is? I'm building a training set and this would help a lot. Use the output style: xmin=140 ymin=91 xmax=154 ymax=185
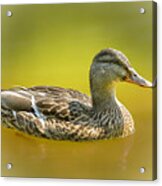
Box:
xmin=98 ymin=58 xmax=119 ymax=63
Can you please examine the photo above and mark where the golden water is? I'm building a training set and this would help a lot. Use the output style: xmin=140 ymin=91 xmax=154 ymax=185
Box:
xmin=1 ymin=2 xmax=155 ymax=180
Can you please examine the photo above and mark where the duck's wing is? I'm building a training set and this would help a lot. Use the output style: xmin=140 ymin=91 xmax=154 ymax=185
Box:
xmin=1 ymin=86 xmax=92 ymax=121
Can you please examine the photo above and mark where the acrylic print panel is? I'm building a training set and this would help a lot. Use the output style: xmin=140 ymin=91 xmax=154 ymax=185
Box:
xmin=1 ymin=1 xmax=157 ymax=180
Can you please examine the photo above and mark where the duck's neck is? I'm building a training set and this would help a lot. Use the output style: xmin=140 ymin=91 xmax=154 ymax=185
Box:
xmin=90 ymin=81 xmax=118 ymax=111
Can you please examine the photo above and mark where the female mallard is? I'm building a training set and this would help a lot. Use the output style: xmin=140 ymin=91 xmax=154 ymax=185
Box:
xmin=1 ymin=48 xmax=153 ymax=141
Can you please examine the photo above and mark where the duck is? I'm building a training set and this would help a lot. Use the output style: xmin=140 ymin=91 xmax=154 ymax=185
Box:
xmin=1 ymin=48 xmax=153 ymax=141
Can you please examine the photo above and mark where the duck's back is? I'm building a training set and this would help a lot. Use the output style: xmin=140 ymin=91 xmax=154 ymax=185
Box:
xmin=29 ymin=86 xmax=92 ymax=119
xmin=1 ymin=86 xmax=94 ymax=139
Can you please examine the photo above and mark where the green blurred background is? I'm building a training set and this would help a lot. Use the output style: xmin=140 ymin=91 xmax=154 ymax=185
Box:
xmin=1 ymin=1 xmax=155 ymax=180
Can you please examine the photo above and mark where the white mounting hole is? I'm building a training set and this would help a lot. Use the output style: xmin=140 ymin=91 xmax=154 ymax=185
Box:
xmin=139 ymin=167 xmax=145 ymax=174
xmin=6 ymin=10 xmax=12 ymax=17
xmin=6 ymin=163 xmax=13 ymax=170
xmin=139 ymin=8 xmax=145 ymax=14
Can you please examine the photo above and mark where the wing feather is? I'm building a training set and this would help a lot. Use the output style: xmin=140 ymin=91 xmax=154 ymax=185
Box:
xmin=2 ymin=86 xmax=92 ymax=122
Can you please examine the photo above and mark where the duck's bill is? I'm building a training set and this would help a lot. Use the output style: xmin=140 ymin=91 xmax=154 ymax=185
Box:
xmin=126 ymin=70 xmax=153 ymax=88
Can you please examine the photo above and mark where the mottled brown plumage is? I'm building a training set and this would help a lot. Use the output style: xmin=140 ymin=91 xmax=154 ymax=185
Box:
xmin=1 ymin=48 xmax=153 ymax=141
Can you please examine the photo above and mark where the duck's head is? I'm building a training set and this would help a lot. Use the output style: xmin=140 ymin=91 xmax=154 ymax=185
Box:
xmin=90 ymin=48 xmax=153 ymax=88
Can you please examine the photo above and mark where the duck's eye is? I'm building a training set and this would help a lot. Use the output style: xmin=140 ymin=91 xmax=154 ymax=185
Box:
xmin=133 ymin=74 xmax=137 ymax=77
